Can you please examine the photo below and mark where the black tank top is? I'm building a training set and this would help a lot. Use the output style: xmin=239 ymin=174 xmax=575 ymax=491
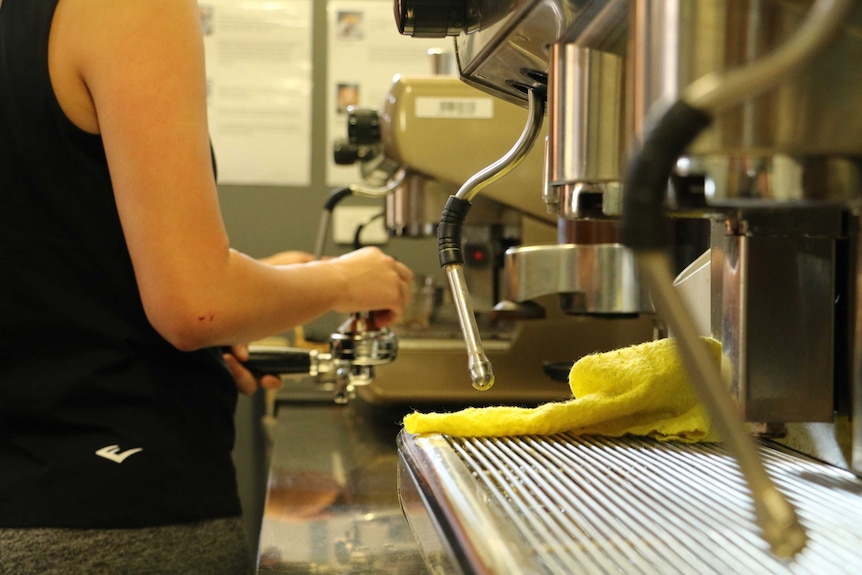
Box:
xmin=0 ymin=0 xmax=241 ymax=527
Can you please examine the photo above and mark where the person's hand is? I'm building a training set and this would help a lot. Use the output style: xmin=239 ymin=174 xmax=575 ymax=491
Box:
xmin=327 ymin=247 xmax=414 ymax=326
xmin=262 ymin=250 xmax=316 ymax=266
xmin=222 ymin=344 xmax=282 ymax=395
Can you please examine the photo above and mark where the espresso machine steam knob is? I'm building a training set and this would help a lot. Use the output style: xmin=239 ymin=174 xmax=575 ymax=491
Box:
xmin=394 ymin=0 xmax=469 ymax=38
xmin=332 ymin=138 xmax=378 ymax=166
xmin=332 ymin=108 xmax=382 ymax=166
xmin=347 ymin=108 xmax=381 ymax=145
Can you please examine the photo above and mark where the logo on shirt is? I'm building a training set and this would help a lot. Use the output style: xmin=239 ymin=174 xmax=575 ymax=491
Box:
xmin=95 ymin=444 xmax=143 ymax=464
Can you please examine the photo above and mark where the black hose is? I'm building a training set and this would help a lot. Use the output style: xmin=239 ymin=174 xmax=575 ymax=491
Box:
xmin=352 ymin=211 xmax=385 ymax=250
xmin=620 ymin=101 xmax=712 ymax=251
xmin=324 ymin=186 xmax=353 ymax=211
xmin=437 ymin=195 xmax=472 ymax=267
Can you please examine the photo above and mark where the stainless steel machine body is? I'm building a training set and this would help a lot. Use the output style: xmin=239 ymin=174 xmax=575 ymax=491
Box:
xmin=627 ymin=0 xmax=862 ymax=444
xmin=333 ymin=73 xmax=656 ymax=405
xmin=391 ymin=0 xmax=862 ymax=570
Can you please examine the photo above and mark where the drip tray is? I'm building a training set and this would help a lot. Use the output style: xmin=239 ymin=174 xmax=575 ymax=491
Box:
xmin=397 ymin=431 xmax=862 ymax=574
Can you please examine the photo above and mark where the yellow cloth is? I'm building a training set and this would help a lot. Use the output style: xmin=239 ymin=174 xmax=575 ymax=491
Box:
xmin=403 ymin=337 xmax=720 ymax=442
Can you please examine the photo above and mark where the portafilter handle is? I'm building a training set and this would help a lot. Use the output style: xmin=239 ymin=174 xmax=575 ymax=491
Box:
xmin=242 ymin=311 xmax=398 ymax=404
xmin=242 ymin=346 xmax=316 ymax=379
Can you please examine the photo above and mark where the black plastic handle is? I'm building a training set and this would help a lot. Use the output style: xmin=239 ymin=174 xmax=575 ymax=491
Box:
xmin=242 ymin=348 xmax=313 ymax=378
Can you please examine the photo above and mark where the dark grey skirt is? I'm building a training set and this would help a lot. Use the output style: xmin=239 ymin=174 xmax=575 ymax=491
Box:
xmin=0 ymin=517 xmax=254 ymax=575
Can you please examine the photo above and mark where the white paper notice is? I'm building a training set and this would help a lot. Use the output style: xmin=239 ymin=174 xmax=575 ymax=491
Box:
xmin=202 ymin=0 xmax=312 ymax=186
xmin=326 ymin=1 xmax=451 ymax=186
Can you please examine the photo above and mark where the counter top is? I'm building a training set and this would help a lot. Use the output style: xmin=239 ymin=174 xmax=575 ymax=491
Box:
xmin=257 ymin=398 xmax=429 ymax=574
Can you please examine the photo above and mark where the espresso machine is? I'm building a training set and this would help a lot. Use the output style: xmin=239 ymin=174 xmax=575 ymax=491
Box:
xmin=391 ymin=0 xmax=862 ymax=572
xmin=327 ymin=72 xmax=657 ymax=406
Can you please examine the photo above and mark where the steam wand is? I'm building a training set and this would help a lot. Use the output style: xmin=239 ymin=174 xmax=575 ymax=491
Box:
xmin=621 ymin=0 xmax=857 ymax=557
xmin=438 ymin=88 xmax=545 ymax=390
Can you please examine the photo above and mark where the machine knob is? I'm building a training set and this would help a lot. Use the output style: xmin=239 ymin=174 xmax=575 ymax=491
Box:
xmin=332 ymin=138 xmax=379 ymax=165
xmin=393 ymin=0 xmax=469 ymax=38
xmin=347 ymin=108 xmax=381 ymax=145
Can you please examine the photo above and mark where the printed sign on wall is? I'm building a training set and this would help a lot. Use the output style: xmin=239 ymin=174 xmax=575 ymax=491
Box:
xmin=203 ymin=0 xmax=313 ymax=186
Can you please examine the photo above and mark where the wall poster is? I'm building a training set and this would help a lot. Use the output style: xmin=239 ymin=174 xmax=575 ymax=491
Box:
xmin=202 ymin=0 xmax=313 ymax=186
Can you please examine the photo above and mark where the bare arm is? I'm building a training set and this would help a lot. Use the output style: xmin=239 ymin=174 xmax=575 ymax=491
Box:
xmin=51 ymin=0 xmax=412 ymax=351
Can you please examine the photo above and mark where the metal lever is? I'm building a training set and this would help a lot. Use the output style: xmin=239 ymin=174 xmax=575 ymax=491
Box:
xmin=621 ymin=0 xmax=857 ymax=557
xmin=438 ymin=89 xmax=546 ymax=390
xmin=637 ymin=253 xmax=807 ymax=557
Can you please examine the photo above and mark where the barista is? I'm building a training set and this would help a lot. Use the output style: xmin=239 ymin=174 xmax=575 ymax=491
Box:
xmin=0 ymin=0 xmax=413 ymax=573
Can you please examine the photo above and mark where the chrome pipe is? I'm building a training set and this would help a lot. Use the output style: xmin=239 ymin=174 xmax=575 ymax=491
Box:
xmin=682 ymin=0 xmax=857 ymax=113
xmin=635 ymin=251 xmax=807 ymax=558
xmin=349 ymin=167 xmax=408 ymax=198
xmin=625 ymin=0 xmax=857 ymax=556
xmin=455 ymin=91 xmax=545 ymax=202
xmin=443 ymin=90 xmax=546 ymax=390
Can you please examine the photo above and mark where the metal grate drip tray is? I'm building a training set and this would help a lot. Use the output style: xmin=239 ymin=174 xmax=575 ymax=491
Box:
xmin=397 ymin=431 xmax=862 ymax=574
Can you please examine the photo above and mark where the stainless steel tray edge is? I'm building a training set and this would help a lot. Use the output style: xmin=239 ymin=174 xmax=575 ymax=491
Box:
xmin=397 ymin=430 xmax=543 ymax=574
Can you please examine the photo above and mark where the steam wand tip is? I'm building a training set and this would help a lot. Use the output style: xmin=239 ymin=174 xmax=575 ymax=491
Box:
xmin=758 ymin=486 xmax=808 ymax=559
xmin=469 ymin=358 xmax=495 ymax=391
